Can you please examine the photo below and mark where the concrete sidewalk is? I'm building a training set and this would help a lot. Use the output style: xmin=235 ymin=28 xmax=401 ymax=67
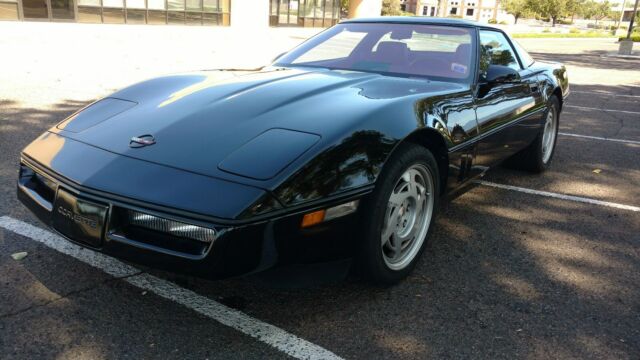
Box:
xmin=0 ymin=21 xmax=635 ymax=109
xmin=0 ymin=22 xmax=322 ymax=107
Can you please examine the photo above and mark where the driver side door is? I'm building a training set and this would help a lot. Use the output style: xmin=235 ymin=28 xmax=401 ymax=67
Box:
xmin=474 ymin=30 xmax=542 ymax=167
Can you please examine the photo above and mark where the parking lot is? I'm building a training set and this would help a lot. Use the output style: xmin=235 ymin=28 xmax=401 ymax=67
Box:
xmin=1 ymin=22 xmax=639 ymax=359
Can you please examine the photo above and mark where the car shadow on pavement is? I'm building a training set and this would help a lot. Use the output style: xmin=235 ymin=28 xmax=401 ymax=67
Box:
xmin=2 ymin=79 xmax=639 ymax=359
xmin=150 ymin=183 xmax=639 ymax=360
xmin=0 ymin=99 xmax=90 ymax=221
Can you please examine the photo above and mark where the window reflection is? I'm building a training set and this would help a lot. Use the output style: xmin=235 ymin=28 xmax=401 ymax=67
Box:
xmin=479 ymin=30 xmax=520 ymax=71
xmin=147 ymin=10 xmax=166 ymax=23
xmin=186 ymin=11 xmax=202 ymax=24
xmin=22 ymin=0 xmax=49 ymax=18
xmin=168 ymin=10 xmax=185 ymax=23
xmin=126 ymin=8 xmax=146 ymax=23
xmin=102 ymin=7 xmax=124 ymax=23
xmin=186 ymin=0 xmax=201 ymax=10
xmin=51 ymin=0 xmax=75 ymax=19
xmin=168 ymin=0 xmax=184 ymax=10
xmin=77 ymin=5 xmax=101 ymax=22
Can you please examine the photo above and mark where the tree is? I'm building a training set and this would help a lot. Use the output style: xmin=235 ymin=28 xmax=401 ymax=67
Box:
xmin=580 ymin=0 xmax=600 ymax=21
xmin=527 ymin=0 xmax=568 ymax=26
xmin=502 ymin=0 xmax=533 ymax=23
xmin=341 ymin=0 xmax=349 ymax=16
xmin=593 ymin=0 xmax=614 ymax=24
xmin=581 ymin=0 xmax=614 ymax=25
xmin=566 ymin=0 xmax=586 ymax=21
xmin=381 ymin=0 xmax=404 ymax=16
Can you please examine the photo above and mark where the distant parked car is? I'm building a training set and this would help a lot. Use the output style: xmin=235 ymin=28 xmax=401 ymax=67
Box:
xmin=18 ymin=18 xmax=569 ymax=284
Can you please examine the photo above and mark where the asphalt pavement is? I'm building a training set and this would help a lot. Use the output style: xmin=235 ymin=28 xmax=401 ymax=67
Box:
xmin=0 ymin=24 xmax=639 ymax=359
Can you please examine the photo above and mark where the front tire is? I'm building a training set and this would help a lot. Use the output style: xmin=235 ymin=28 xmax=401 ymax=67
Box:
xmin=357 ymin=143 xmax=440 ymax=285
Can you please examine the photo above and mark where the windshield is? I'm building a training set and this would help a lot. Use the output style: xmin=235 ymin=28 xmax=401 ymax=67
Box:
xmin=276 ymin=23 xmax=476 ymax=83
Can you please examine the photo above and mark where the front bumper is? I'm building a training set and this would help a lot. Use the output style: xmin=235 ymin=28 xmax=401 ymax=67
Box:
xmin=17 ymin=156 xmax=363 ymax=279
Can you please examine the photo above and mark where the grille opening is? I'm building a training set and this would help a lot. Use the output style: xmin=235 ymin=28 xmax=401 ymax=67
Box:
xmin=19 ymin=164 xmax=56 ymax=207
xmin=108 ymin=208 xmax=216 ymax=257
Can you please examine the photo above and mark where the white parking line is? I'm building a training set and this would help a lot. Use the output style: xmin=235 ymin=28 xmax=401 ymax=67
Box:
xmin=571 ymin=91 xmax=640 ymax=99
xmin=475 ymin=181 xmax=640 ymax=212
xmin=559 ymin=132 xmax=640 ymax=145
xmin=565 ymin=105 xmax=640 ymax=116
xmin=0 ymin=216 xmax=343 ymax=360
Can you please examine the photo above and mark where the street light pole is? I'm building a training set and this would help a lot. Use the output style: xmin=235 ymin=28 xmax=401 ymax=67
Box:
xmin=617 ymin=0 xmax=628 ymax=29
xmin=628 ymin=0 xmax=639 ymax=39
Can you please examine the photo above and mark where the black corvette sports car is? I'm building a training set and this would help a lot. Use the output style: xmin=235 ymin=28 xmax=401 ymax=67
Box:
xmin=18 ymin=18 xmax=568 ymax=284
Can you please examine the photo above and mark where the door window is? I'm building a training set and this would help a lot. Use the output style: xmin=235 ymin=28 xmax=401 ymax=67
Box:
xmin=479 ymin=30 xmax=521 ymax=76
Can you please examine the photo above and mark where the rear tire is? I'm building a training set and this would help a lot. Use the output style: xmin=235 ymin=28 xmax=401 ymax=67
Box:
xmin=356 ymin=143 xmax=440 ymax=285
xmin=506 ymin=95 xmax=560 ymax=173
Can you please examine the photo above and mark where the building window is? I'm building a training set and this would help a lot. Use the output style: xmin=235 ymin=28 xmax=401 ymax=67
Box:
xmin=270 ymin=0 xmax=340 ymax=28
xmin=422 ymin=5 xmax=428 ymax=15
xmin=430 ymin=7 xmax=435 ymax=16
xmin=466 ymin=8 xmax=473 ymax=15
xmin=450 ymin=7 xmax=457 ymax=14
xmin=400 ymin=3 xmax=406 ymax=10
xmin=16 ymin=0 xmax=229 ymax=25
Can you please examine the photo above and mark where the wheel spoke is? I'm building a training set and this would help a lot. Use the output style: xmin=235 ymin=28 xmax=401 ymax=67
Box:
xmin=388 ymin=191 xmax=405 ymax=207
xmin=392 ymin=235 xmax=403 ymax=259
xmin=381 ymin=214 xmax=395 ymax=246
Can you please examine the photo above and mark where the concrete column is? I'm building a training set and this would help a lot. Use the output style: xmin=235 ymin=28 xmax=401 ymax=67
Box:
xmin=230 ymin=0 xmax=270 ymax=28
xmin=440 ymin=0 xmax=448 ymax=16
xmin=492 ymin=0 xmax=498 ymax=20
xmin=348 ymin=0 xmax=383 ymax=18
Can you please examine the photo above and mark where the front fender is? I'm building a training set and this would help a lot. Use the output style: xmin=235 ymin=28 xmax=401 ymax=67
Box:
xmin=272 ymin=91 xmax=467 ymax=207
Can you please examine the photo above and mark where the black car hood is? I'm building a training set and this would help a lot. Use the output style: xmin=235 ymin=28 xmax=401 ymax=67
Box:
xmin=52 ymin=67 xmax=466 ymax=187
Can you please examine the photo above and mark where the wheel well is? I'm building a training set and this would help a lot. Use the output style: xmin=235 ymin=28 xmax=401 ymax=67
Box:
xmin=552 ymin=87 xmax=563 ymax=111
xmin=403 ymin=129 xmax=449 ymax=195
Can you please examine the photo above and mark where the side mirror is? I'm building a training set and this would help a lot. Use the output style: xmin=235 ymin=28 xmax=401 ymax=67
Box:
xmin=485 ymin=65 xmax=520 ymax=84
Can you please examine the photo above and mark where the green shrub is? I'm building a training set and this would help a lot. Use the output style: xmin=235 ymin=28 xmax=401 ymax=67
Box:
xmin=569 ymin=27 xmax=580 ymax=33
xmin=542 ymin=28 xmax=551 ymax=33
xmin=488 ymin=18 xmax=497 ymax=24
xmin=587 ymin=23 xmax=607 ymax=30
xmin=619 ymin=35 xmax=640 ymax=42
xmin=499 ymin=20 xmax=508 ymax=25
xmin=557 ymin=19 xmax=573 ymax=25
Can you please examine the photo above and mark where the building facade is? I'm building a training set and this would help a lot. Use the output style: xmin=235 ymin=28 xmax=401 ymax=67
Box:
xmin=399 ymin=0 xmax=512 ymax=23
xmin=0 ymin=0 xmax=341 ymax=26
xmin=269 ymin=0 xmax=341 ymax=27
xmin=0 ymin=0 xmax=518 ymax=26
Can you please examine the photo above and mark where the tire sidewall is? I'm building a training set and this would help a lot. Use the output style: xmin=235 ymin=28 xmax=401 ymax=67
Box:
xmin=357 ymin=143 xmax=440 ymax=285
xmin=537 ymin=96 xmax=561 ymax=170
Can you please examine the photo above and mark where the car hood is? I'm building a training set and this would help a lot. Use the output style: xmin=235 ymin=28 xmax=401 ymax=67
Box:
xmin=52 ymin=67 xmax=466 ymax=186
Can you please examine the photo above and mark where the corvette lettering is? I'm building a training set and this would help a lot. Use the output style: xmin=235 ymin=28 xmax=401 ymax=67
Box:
xmin=57 ymin=206 xmax=98 ymax=229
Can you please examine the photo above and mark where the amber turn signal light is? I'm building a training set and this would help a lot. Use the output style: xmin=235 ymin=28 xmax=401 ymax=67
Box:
xmin=301 ymin=209 xmax=325 ymax=228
